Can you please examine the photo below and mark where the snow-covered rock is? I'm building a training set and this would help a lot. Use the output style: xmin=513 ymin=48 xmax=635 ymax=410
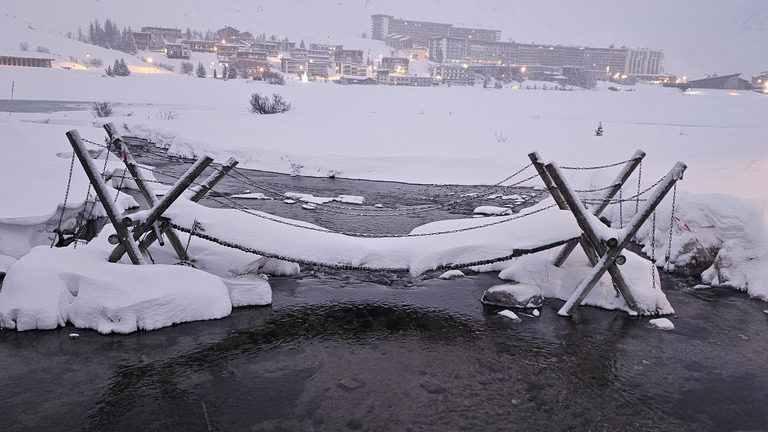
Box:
xmin=481 ymin=283 xmax=544 ymax=308
xmin=439 ymin=269 xmax=465 ymax=280
xmin=649 ymin=318 xmax=675 ymax=330
xmin=497 ymin=309 xmax=521 ymax=321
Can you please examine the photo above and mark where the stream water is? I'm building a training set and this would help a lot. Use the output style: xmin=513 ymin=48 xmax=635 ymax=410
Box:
xmin=1 ymin=138 xmax=767 ymax=431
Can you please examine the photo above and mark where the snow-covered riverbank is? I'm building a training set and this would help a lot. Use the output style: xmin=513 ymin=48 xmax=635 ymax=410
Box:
xmin=1 ymin=63 xmax=767 ymax=333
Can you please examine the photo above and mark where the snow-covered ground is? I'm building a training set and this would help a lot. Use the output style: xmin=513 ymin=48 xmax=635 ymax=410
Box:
xmin=1 ymin=3 xmax=767 ymax=333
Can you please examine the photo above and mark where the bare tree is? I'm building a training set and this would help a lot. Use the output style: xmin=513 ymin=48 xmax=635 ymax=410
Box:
xmin=248 ymin=93 xmax=292 ymax=115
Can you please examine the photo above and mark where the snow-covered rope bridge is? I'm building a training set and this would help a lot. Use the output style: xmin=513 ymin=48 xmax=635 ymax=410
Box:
xmin=64 ymin=124 xmax=686 ymax=316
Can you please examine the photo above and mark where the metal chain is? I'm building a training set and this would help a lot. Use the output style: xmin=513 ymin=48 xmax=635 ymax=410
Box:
xmin=635 ymin=160 xmax=642 ymax=214
xmin=52 ymin=152 xmax=77 ymax=247
xmin=618 ymin=188 xmax=623 ymax=229
xmin=663 ymin=183 xmax=677 ymax=272
xmin=560 ymin=157 xmax=634 ymax=170
xmin=651 ymin=209 xmax=657 ymax=290
xmin=169 ymin=217 xmax=568 ymax=273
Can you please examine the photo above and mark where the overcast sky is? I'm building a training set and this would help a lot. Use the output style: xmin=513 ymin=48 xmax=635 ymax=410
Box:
xmin=5 ymin=0 xmax=767 ymax=77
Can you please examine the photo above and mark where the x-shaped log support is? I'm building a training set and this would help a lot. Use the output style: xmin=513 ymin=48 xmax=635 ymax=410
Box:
xmin=545 ymin=160 xmax=686 ymax=316
xmin=108 ymin=154 xmax=213 ymax=263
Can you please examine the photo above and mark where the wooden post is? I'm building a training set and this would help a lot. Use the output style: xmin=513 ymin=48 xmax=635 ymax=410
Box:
xmin=528 ymin=151 xmax=567 ymax=210
xmin=138 ymin=157 xmax=239 ymax=251
xmin=103 ymin=123 xmax=190 ymax=261
xmin=66 ymin=129 xmax=145 ymax=265
xmin=556 ymin=161 xmax=687 ymax=316
xmin=530 ymin=151 xmax=600 ymax=266
xmin=552 ymin=149 xmax=646 ymax=267
xmin=108 ymin=155 xmax=213 ymax=262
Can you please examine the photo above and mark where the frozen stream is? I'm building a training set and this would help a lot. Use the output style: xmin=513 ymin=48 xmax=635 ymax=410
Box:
xmin=0 ymin=138 xmax=767 ymax=431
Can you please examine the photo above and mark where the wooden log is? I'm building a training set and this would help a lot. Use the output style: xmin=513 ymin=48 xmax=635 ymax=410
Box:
xmin=556 ymin=161 xmax=687 ymax=316
xmin=552 ymin=149 xmax=646 ymax=267
xmin=546 ymin=161 xmax=637 ymax=313
xmin=190 ymin=157 xmax=239 ymax=202
xmin=138 ymin=157 xmax=239 ymax=252
xmin=530 ymin=151 xmax=600 ymax=266
xmin=108 ymin=155 xmax=213 ymax=262
xmin=66 ymin=129 xmax=145 ymax=265
xmin=103 ymin=123 xmax=189 ymax=261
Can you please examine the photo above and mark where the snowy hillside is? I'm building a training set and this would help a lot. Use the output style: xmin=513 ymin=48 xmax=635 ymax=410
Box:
xmin=3 ymin=0 xmax=768 ymax=77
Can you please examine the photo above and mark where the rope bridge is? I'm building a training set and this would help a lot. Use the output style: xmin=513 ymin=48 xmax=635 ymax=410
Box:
xmin=62 ymin=123 xmax=686 ymax=316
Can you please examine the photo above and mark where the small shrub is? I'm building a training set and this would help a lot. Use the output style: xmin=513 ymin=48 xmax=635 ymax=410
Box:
xmin=18 ymin=41 xmax=29 ymax=51
xmin=89 ymin=57 xmax=103 ymax=68
xmin=248 ymin=93 xmax=292 ymax=115
xmin=36 ymin=46 xmax=50 ymax=54
xmin=91 ymin=101 xmax=114 ymax=118
xmin=156 ymin=108 xmax=179 ymax=120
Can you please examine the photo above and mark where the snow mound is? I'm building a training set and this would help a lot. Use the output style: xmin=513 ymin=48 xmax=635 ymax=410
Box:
xmin=474 ymin=206 xmax=512 ymax=216
xmin=0 ymin=246 xmax=232 ymax=334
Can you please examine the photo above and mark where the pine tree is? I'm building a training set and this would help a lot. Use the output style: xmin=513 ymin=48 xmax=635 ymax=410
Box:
xmin=228 ymin=65 xmax=237 ymax=79
xmin=196 ymin=62 xmax=207 ymax=78
xmin=221 ymin=65 xmax=227 ymax=79
xmin=213 ymin=69 xmax=218 ymax=79
xmin=595 ymin=121 xmax=604 ymax=136
xmin=105 ymin=65 xmax=113 ymax=76
xmin=120 ymin=58 xmax=130 ymax=76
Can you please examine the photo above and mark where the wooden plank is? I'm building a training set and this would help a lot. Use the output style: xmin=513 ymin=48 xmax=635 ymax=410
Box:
xmin=66 ymin=129 xmax=144 ymax=265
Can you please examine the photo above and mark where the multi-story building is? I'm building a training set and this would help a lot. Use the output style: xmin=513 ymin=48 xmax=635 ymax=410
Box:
xmin=164 ymin=43 xmax=191 ymax=59
xmin=625 ymin=49 xmax=665 ymax=77
xmin=428 ymin=36 xmax=663 ymax=78
xmin=385 ymin=34 xmax=414 ymax=49
xmin=140 ymin=27 xmax=182 ymax=42
xmin=182 ymin=40 xmax=216 ymax=53
xmin=378 ymin=75 xmax=435 ymax=86
xmin=381 ymin=57 xmax=409 ymax=75
xmin=334 ymin=49 xmax=364 ymax=64
xmin=429 ymin=64 xmax=476 ymax=86
xmin=372 ymin=14 xmax=500 ymax=47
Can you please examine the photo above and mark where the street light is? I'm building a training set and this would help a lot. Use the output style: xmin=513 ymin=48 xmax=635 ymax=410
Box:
xmin=86 ymin=53 xmax=90 ymax=69
xmin=210 ymin=61 xmax=214 ymax=77
xmin=147 ymin=57 xmax=153 ymax=74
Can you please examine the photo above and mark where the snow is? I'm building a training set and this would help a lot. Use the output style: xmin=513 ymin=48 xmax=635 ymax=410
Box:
xmin=1 ymin=3 xmax=768 ymax=332
xmin=0 ymin=245 xmax=231 ymax=333
xmin=474 ymin=206 xmax=512 ymax=216
xmin=497 ymin=310 xmax=521 ymax=321
xmin=649 ymin=318 xmax=675 ymax=331
xmin=439 ymin=270 xmax=465 ymax=280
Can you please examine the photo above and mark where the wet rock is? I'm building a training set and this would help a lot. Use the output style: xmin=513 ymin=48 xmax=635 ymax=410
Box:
xmin=481 ymin=283 xmax=543 ymax=308
xmin=338 ymin=377 xmax=364 ymax=391
xmin=420 ymin=379 xmax=445 ymax=394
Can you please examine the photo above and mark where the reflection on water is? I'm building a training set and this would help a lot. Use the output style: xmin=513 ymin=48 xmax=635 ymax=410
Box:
xmin=1 ymin=140 xmax=768 ymax=431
